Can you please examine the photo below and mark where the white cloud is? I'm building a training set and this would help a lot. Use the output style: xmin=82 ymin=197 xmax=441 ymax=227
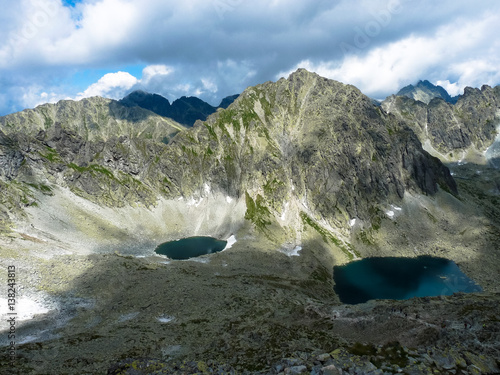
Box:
xmin=436 ymin=80 xmax=462 ymax=97
xmin=278 ymin=13 xmax=500 ymax=99
xmin=201 ymin=78 xmax=217 ymax=93
xmin=75 ymin=71 xmax=138 ymax=100
xmin=1 ymin=0 xmax=500 ymax=115
xmin=142 ymin=65 xmax=173 ymax=83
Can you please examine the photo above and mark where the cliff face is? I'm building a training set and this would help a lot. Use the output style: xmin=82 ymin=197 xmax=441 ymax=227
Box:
xmin=0 ymin=130 xmax=24 ymax=180
xmin=382 ymin=85 xmax=500 ymax=161
xmin=0 ymin=69 xmax=456 ymax=241
xmin=154 ymin=69 xmax=455 ymax=231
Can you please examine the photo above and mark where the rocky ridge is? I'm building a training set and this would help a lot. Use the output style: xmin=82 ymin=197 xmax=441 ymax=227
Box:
xmin=120 ymin=90 xmax=239 ymax=126
xmin=382 ymin=85 xmax=500 ymax=162
xmin=0 ymin=69 xmax=457 ymax=250
xmin=0 ymin=70 xmax=499 ymax=374
xmin=396 ymin=80 xmax=458 ymax=104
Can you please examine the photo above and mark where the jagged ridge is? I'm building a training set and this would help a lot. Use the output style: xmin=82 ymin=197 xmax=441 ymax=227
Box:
xmin=0 ymin=70 xmax=457 ymax=239
xmin=383 ymin=85 xmax=500 ymax=159
xmin=120 ymin=91 xmax=239 ymax=126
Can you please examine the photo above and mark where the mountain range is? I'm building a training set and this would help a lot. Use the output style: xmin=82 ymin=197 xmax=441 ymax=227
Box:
xmin=0 ymin=71 xmax=499 ymax=374
xmin=120 ymin=90 xmax=239 ymax=126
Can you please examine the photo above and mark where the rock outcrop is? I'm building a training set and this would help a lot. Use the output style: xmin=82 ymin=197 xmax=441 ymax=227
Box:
xmin=0 ymin=130 xmax=24 ymax=180
xmin=382 ymin=84 xmax=500 ymax=160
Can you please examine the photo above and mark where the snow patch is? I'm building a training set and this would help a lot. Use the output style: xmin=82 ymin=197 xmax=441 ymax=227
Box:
xmin=187 ymin=197 xmax=204 ymax=207
xmin=386 ymin=204 xmax=402 ymax=219
xmin=280 ymin=203 xmax=289 ymax=221
xmin=157 ymin=315 xmax=175 ymax=323
xmin=279 ymin=245 xmax=302 ymax=257
xmin=203 ymin=183 xmax=211 ymax=195
xmin=188 ymin=257 xmax=210 ymax=263
xmin=349 ymin=218 xmax=357 ymax=227
xmin=118 ymin=312 xmax=139 ymax=323
xmin=288 ymin=246 xmax=302 ymax=257
xmin=223 ymin=235 xmax=237 ymax=250
xmin=18 ymin=334 xmax=43 ymax=344
xmin=0 ymin=297 xmax=51 ymax=321
xmin=226 ymin=196 xmax=233 ymax=203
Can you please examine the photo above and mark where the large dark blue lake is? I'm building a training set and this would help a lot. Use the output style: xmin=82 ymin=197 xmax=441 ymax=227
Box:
xmin=154 ymin=236 xmax=227 ymax=260
xmin=333 ymin=256 xmax=482 ymax=304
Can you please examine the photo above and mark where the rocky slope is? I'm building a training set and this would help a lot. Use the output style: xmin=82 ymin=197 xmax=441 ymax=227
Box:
xmin=0 ymin=96 xmax=188 ymax=234
xmin=382 ymin=85 xmax=500 ymax=162
xmin=0 ymin=69 xmax=457 ymax=249
xmin=0 ymin=70 xmax=499 ymax=374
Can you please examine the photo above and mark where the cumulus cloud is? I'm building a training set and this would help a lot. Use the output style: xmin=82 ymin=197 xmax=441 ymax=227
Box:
xmin=75 ymin=71 xmax=138 ymax=100
xmin=277 ymin=12 xmax=500 ymax=98
xmin=0 ymin=0 xmax=499 ymax=115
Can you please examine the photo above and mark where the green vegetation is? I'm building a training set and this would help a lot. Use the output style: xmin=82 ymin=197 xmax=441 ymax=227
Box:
xmin=68 ymin=163 xmax=115 ymax=179
xmin=369 ymin=206 xmax=383 ymax=231
xmin=215 ymin=108 xmax=238 ymax=135
xmin=357 ymin=230 xmax=374 ymax=245
xmin=39 ymin=146 xmax=62 ymax=163
xmin=310 ymin=265 xmax=332 ymax=283
xmin=26 ymin=183 xmax=53 ymax=195
xmin=244 ymin=192 xmax=272 ymax=231
xmin=263 ymin=178 xmax=285 ymax=196
xmin=300 ymin=212 xmax=359 ymax=260
xmin=425 ymin=210 xmax=438 ymax=223
xmin=204 ymin=123 xmax=218 ymax=140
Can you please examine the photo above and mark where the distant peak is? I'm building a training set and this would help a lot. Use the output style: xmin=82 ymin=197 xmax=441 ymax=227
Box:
xmin=396 ymin=80 xmax=454 ymax=104
xmin=289 ymin=68 xmax=317 ymax=79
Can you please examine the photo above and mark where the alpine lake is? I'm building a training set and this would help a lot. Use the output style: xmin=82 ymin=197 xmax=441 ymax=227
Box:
xmin=156 ymin=239 xmax=482 ymax=304
xmin=333 ymin=256 xmax=482 ymax=304
xmin=154 ymin=236 xmax=227 ymax=260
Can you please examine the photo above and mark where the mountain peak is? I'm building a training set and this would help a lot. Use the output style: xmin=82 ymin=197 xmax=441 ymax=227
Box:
xmin=396 ymin=80 xmax=457 ymax=104
xmin=120 ymin=91 xmax=239 ymax=126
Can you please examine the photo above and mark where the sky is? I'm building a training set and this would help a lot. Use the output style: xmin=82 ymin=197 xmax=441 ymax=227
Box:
xmin=0 ymin=0 xmax=499 ymax=116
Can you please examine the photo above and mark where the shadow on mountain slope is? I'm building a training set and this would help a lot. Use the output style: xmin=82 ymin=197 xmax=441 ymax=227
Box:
xmin=0 ymin=180 xmax=499 ymax=374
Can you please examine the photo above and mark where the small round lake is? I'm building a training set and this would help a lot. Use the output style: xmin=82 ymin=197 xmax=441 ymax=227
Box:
xmin=154 ymin=236 xmax=227 ymax=260
xmin=333 ymin=256 xmax=482 ymax=304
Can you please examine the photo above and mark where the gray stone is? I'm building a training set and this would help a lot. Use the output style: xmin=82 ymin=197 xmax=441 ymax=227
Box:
xmin=285 ymin=365 xmax=308 ymax=374
xmin=321 ymin=364 xmax=342 ymax=375
xmin=317 ymin=353 xmax=332 ymax=362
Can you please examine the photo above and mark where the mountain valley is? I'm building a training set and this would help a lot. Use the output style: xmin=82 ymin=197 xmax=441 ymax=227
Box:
xmin=0 ymin=70 xmax=499 ymax=374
